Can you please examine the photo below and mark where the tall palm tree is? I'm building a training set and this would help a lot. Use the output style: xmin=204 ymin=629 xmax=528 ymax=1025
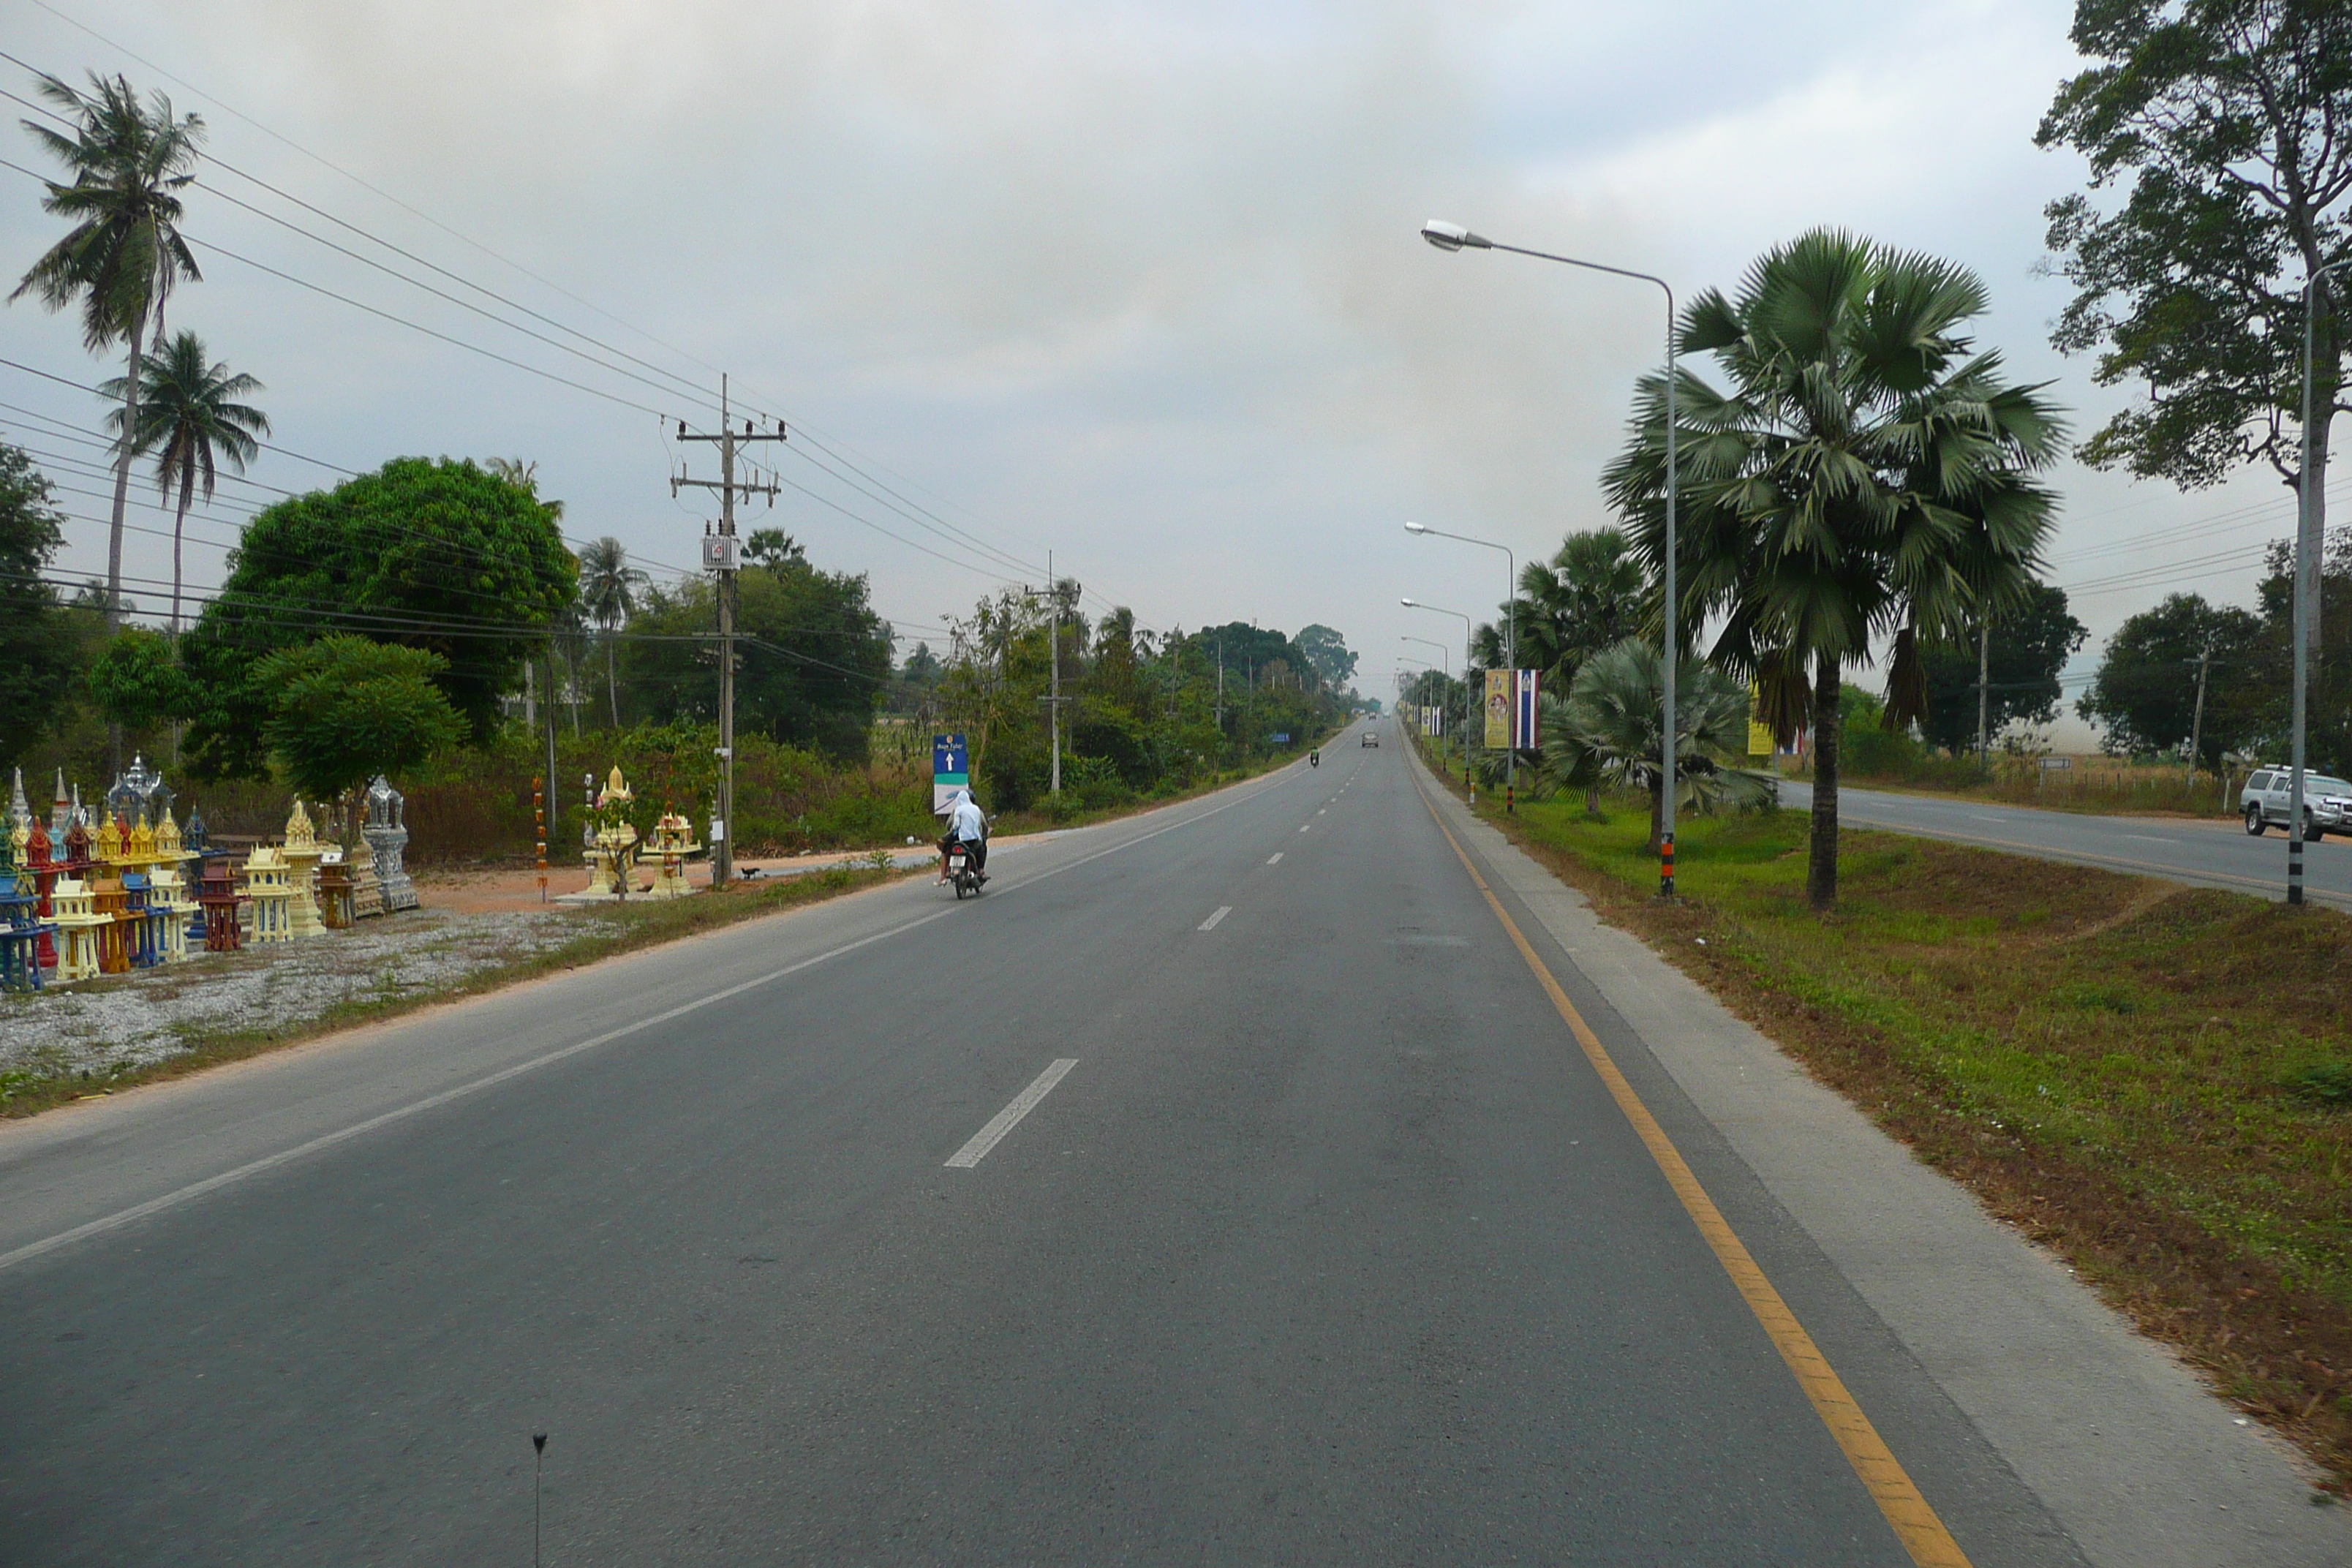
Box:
xmin=575 ymin=536 xmax=647 ymax=725
xmin=1604 ymin=229 xmax=2065 ymax=908
xmin=1480 ymin=529 xmax=1647 ymax=687
xmin=11 ymin=72 xmax=204 ymax=635
xmin=99 ymin=331 xmax=267 ymax=634
xmin=1539 ymin=639 xmax=1771 ymax=851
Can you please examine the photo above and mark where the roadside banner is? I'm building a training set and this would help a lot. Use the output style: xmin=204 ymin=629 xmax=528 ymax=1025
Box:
xmin=1747 ymin=682 xmax=1774 ymax=757
xmin=1514 ymin=670 xmax=1539 ymax=749
xmin=932 ymin=733 xmax=969 ymax=814
xmin=1484 ymin=670 xmax=1509 ymax=748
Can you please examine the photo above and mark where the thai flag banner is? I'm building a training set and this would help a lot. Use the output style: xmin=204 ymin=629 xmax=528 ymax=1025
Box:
xmin=1513 ymin=671 xmax=1539 ymax=750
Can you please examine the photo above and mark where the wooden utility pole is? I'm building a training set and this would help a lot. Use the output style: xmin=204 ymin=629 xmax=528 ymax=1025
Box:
xmin=673 ymin=375 xmax=782 ymax=887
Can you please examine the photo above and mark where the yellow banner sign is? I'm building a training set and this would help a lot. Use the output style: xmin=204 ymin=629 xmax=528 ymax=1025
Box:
xmin=1484 ymin=670 xmax=1510 ymax=749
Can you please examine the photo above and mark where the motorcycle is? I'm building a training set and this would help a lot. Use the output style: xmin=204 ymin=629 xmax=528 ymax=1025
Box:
xmin=1310 ymin=750 xmax=1320 ymax=768
xmin=944 ymin=839 xmax=987 ymax=900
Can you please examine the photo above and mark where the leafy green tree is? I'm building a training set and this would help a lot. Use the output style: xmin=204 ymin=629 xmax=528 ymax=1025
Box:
xmin=2038 ymin=0 xmax=2352 ymax=491
xmin=0 ymin=443 xmax=75 ymax=767
xmin=86 ymin=626 xmax=195 ymax=732
xmin=1918 ymin=583 xmax=2089 ymax=755
xmin=1293 ymin=624 xmax=1357 ymax=691
xmin=2078 ymin=592 xmax=2269 ymax=766
xmin=573 ymin=535 xmax=645 ymax=726
xmin=180 ymin=456 xmax=577 ymax=777
xmin=10 ymin=72 xmax=204 ymax=633
xmin=625 ymin=546 xmax=891 ymax=760
xmin=1605 ymin=228 xmax=2066 ymax=907
xmin=253 ymin=634 xmax=467 ymax=803
xmin=99 ymin=330 xmax=267 ymax=633
xmin=1539 ymin=640 xmax=1771 ymax=851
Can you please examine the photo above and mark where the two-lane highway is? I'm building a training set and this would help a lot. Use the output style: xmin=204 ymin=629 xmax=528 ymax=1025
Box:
xmin=1783 ymin=779 xmax=2352 ymax=908
xmin=0 ymin=730 xmax=2233 ymax=1562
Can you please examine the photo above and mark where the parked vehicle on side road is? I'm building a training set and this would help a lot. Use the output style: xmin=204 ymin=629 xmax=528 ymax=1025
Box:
xmin=2240 ymin=766 xmax=2352 ymax=838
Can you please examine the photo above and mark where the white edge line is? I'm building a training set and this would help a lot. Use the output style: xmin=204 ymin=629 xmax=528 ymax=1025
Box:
xmin=0 ymin=769 xmax=1304 ymax=1275
xmin=944 ymin=1058 xmax=1078 ymax=1169
xmin=1199 ymin=905 xmax=1232 ymax=930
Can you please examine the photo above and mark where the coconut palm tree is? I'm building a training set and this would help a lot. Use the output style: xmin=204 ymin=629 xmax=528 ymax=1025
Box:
xmin=1540 ymin=639 xmax=1772 ymax=851
xmin=10 ymin=72 xmax=205 ymax=635
xmin=576 ymin=536 xmax=647 ymax=725
xmin=1603 ymin=228 xmax=2065 ymax=908
xmin=99 ymin=331 xmax=267 ymax=634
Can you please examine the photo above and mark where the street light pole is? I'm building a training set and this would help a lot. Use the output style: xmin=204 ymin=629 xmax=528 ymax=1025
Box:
xmin=1403 ymin=598 xmax=1476 ymax=804
xmin=1403 ymin=633 xmax=1452 ymax=774
xmin=2290 ymin=260 xmax=2349 ymax=908
xmin=1406 ymin=521 xmax=1517 ymax=806
xmin=1422 ymin=220 xmax=1679 ymax=897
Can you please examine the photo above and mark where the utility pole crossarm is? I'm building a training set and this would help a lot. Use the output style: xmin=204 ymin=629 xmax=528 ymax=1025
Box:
xmin=667 ymin=375 xmax=790 ymax=889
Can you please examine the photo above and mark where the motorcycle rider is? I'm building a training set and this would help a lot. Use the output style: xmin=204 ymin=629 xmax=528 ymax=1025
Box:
xmin=937 ymin=787 xmax=988 ymax=884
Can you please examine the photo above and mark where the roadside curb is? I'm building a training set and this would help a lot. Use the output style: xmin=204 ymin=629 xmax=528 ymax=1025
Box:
xmin=1403 ymin=742 xmax=2351 ymax=1568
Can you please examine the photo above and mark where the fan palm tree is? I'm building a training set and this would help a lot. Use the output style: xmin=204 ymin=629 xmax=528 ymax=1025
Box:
xmin=1604 ymin=228 xmax=2065 ymax=908
xmin=99 ymin=331 xmax=267 ymax=634
xmin=10 ymin=72 xmax=204 ymax=635
xmin=1474 ymin=529 xmax=1646 ymax=690
xmin=1540 ymin=639 xmax=1772 ymax=851
xmin=576 ymin=536 xmax=648 ymax=725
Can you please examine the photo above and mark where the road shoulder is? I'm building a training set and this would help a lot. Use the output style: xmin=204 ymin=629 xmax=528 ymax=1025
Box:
xmin=1407 ymin=747 xmax=2350 ymax=1568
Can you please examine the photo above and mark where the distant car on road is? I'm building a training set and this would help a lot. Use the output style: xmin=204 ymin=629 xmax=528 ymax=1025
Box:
xmin=1362 ymin=732 xmax=1379 ymax=747
xmin=2240 ymin=766 xmax=2352 ymax=837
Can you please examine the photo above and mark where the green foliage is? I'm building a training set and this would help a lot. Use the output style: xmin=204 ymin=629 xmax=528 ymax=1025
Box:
xmin=622 ymin=547 xmax=890 ymax=761
xmin=2078 ymin=592 xmax=2269 ymax=766
xmin=98 ymin=331 xmax=268 ymax=631
xmin=180 ymin=456 xmax=577 ymax=776
xmin=86 ymin=627 xmax=195 ymax=730
xmin=2285 ymin=1060 xmax=2352 ymax=1108
xmin=1539 ymin=641 xmax=1774 ymax=849
xmin=1478 ymin=529 xmax=1646 ymax=687
xmin=1292 ymin=623 xmax=1358 ymax=691
xmin=253 ymin=634 xmax=468 ymax=802
xmin=1918 ymin=584 xmax=2089 ymax=754
xmin=2038 ymin=0 xmax=2352 ymax=489
xmin=1605 ymin=227 xmax=2067 ymax=905
xmin=8 ymin=72 xmax=203 ymax=355
xmin=0 ymin=444 xmax=75 ymax=766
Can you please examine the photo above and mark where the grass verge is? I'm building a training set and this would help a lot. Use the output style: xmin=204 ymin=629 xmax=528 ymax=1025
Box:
xmin=0 ymin=862 xmax=908 ymax=1120
xmin=1460 ymin=757 xmax=2352 ymax=1490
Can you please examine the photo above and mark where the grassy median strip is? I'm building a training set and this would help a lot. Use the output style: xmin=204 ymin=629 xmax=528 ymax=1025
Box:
xmin=0 ymin=864 xmax=907 ymax=1120
xmin=1482 ymin=786 xmax=2352 ymax=1492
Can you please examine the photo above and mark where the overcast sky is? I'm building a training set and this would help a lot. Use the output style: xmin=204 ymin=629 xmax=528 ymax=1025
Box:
xmin=0 ymin=0 xmax=2318 ymax=744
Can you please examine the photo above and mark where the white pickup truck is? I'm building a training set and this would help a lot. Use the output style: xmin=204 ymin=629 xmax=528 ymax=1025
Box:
xmin=2241 ymin=766 xmax=2352 ymax=838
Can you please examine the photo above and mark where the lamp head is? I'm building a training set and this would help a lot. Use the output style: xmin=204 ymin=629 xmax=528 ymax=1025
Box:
xmin=1401 ymin=597 xmax=1417 ymax=607
xmin=1420 ymin=220 xmax=1488 ymax=252
xmin=1403 ymin=520 xmax=1428 ymax=535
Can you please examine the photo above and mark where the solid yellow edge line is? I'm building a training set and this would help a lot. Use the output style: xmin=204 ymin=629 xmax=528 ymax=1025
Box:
xmin=1417 ymin=783 xmax=1972 ymax=1568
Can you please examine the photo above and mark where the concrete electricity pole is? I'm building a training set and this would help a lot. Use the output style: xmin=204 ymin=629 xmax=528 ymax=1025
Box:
xmin=1021 ymin=552 xmax=1067 ymax=797
xmin=673 ymin=375 xmax=782 ymax=888
xmin=1976 ymin=622 xmax=1991 ymax=777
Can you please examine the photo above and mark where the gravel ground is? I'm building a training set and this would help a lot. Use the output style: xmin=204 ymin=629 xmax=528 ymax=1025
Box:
xmin=0 ymin=909 xmax=585 ymax=1081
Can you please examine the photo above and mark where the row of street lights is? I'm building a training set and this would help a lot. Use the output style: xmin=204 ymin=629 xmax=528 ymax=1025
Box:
xmin=1409 ymin=219 xmax=1681 ymax=897
xmin=1406 ymin=222 xmax=2339 ymax=910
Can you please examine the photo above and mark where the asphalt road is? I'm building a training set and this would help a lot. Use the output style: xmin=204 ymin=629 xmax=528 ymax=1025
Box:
xmin=1783 ymin=778 xmax=2352 ymax=909
xmin=0 ymin=733 xmax=2200 ymax=1563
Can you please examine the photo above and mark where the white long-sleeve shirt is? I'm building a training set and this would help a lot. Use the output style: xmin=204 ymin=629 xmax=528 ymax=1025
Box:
xmin=948 ymin=796 xmax=986 ymax=843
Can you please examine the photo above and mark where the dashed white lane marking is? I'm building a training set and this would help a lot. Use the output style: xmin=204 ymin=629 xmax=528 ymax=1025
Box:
xmin=1317 ymin=808 xmax=1326 ymax=815
xmin=1267 ymin=853 xmax=1283 ymax=864
xmin=1298 ymin=824 xmax=1310 ymax=833
xmin=944 ymin=1059 xmax=1078 ymax=1168
xmin=2122 ymin=834 xmax=2179 ymax=845
xmin=1199 ymin=905 xmax=1232 ymax=930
